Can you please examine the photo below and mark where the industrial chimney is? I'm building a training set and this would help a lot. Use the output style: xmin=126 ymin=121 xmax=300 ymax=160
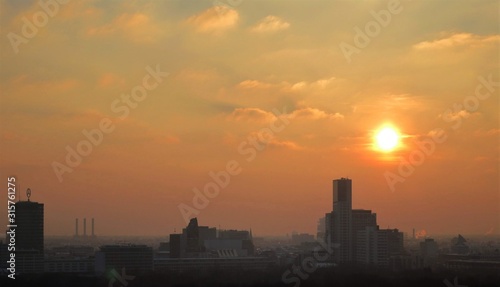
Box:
xmin=92 ymin=218 xmax=95 ymax=237
xmin=83 ymin=218 xmax=87 ymax=237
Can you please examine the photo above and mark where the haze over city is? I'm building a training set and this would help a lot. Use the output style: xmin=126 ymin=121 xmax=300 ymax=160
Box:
xmin=0 ymin=0 xmax=498 ymax=238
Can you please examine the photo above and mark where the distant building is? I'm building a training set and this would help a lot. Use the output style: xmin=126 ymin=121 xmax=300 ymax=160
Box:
xmin=44 ymin=245 xmax=95 ymax=274
xmin=324 ymin=211 xmax=334 ymax=247
xmin=199 ymin=226 xmax=217 ymax=243
xmin=331 ymin=178 xmax=353 ymax=264
xmin=14 ymin=200 xmax=44 ymax=253
xmin=325 ymin=178 xmax=404 ymax=267
xmin=11 ymin=198 xmax=44 ymax=273
xmin=204 ymin=239 xmax=250 ymax=256
xmin=352 ymin=209 xmax=377 ymax=262
xmin=186 ymin=218 xmax=201 ymax=254
xmin=420 ymin=238 xmax=439 ymax=267
xmin=356 ymin=226 xmax=404 ymax=267
xmin=96 ymin=244 xmax=153 ymax=274
xmin=45 ymin=257 xmax=94 ymax=274
xmin=291 ymin=233 xmax=315 ymax=245
xmin=219 ymin=229 xmax=250 ymax=240
xmin=169 ymin=234 xmax=182 ymax=258
xmin=170 ymin=218 xmax=255 ymax=258
xmin=317 ymin=217 xmax=326 ymax=242
xmin=451 ymin=234 xmax=470 ymax=255
xmin=48 ymin=245 xmax=95 ymax=258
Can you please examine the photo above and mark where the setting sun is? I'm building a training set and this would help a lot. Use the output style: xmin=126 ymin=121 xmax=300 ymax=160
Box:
xmin=375 ymin=127 xmax=400 ymax=152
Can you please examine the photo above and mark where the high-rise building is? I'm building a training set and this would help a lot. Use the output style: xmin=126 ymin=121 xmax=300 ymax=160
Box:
xmin=356 ymin=227 xmax=404 ymax=267
xmin=169 ymin=234 xmax=182 ymax=258
xmin=317 ymin=217 xmax=326 ymax=242
xmin=325 ymin=178 xmax=404 ymax=267
xmin=10 ymin=195 xmax=44 ymax=273
xmin=420 ymin=238 xmax=438 ymax=267
xmin=332 ymin=178 xmax=352 ymax=263
xmin=185 ymin=218 xmax=200 ymax=253
xmin=15 ymin=201 xmax=44 ymax=252
xmin=352 ymin=209 xmax=377 ymax=261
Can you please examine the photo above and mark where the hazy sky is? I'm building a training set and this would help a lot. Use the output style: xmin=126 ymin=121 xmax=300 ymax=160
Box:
xmin=0 ymin=0 xmax=498 ymax=237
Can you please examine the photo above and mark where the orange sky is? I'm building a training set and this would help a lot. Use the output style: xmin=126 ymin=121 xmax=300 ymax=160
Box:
xmin=0 ymin=0 xmax=498 ymax=237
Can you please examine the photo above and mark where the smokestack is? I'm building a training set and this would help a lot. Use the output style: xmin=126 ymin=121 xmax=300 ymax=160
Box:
xmin=75 ymin=218 xmax=79 ymax=237
xmin=83 ymin=218 xmax=87 ymax=237
xmin=92 ymin=218 xmax=95 ymax=237
xmin=413 ymin=228 xmax=415 ymax=239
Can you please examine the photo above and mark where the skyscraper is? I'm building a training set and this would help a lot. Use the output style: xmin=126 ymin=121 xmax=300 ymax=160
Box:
xmin=332 ymin=178 xmax=352 ymax=263
xmin=352 ymin=209 xmax=377 ymax=261
xmin=15 ymin=200 xmax=44 ymax=252
xmin=12 ymin=193 xmax=44 ymax=273
xmin=186 ymin=218 xmax=200 ymax=253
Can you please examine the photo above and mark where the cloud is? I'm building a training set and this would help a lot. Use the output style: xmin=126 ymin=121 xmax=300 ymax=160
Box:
xmin=237 ymin=80 xmax=272 ymax=89
xmin=288 ymin=77 xmax=337 ymax=91
xmin=98 ymin=73 xmax=125 ymax=88
xmin=186 ymin=6 xmax=239 ymax=34
xmin=87 ymin=13 xmax=161 ymax=43
xmin=267 ymin=139 xmax=302 ymax=150
xmin=413 ymin=33 xmax=500 ymax=50
xmin=235 ymin=76 xmax=337 ymax=93
xmin=250 ymin=15 xmax=290 ymax=33
xmin=245 ymin=130 xmax=302 ymax=150
xmin=226 ymin=106 xmax=343 ymax=123
xmin=226 ymin=108 xmax=276 ymax=122
xmin=439 ymin=109 xmax=474 ymax=122
xmin=289 ymin=107 xmax=344 ymax=120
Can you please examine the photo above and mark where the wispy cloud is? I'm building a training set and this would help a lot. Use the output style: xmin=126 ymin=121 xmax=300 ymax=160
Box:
xmin=289 ymin=107 xmax=344 ymax=120
xmin=250 ymin=15 xmax=290 ymax=33
xmin=87 ymin=13 xmax=161 ymax=43
xmin=186 ymin=6 xmax=239 ymax=34
xmin=413 ymin=32 xmax=500 ymax=50
xmin=226 ymin=108 xmax=276 ymax=122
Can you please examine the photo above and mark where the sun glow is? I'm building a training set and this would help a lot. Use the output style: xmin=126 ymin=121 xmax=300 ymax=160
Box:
xmin=374 ymin=126 xmax=400 ymax=152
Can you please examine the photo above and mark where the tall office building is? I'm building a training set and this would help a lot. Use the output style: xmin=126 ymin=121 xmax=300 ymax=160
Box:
xmin=15 ymin=201 xmax=44 ymax=252
xmin=325 ymin=178 xmax=404 ymax=266
xmin=352 ymin=209 xmax=377 ymax=261
xmin=186 ymin=218 xmax=201 ymax=253
xmin=169 ymin=234 xmax=182 ymax=258
xmin=332 ymin=178 xmax=352 ymax=263
xmin=356 ymin=227 xmax=404 ymax=267
xmin=11 ymin=194 xmax=44 ymax=273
